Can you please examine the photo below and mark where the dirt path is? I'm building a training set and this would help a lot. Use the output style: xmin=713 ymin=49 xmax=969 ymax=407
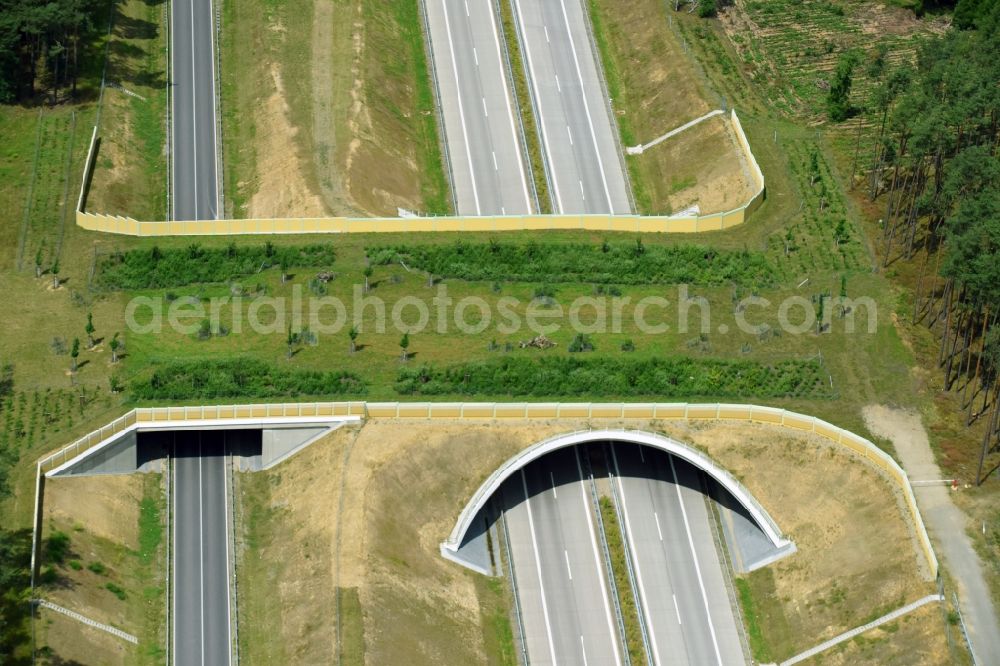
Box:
xmin=863 ymin=404 xmax=1000 ymax=663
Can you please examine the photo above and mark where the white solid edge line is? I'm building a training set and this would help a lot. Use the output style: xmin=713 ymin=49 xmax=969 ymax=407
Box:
xmin=555 ymin=0 xmax=615 ymax=213
xmin=512 ymin=0 xmax=564 ymax=213
xmin=207 ymin=0 xmax=221 ymax=219
xmin=521 ymin=469 xmax=559 ymax=665
xmin=171 ymin=434 xmax=176 ymax=662
xmin=580 ymin=635 xmax=589 ymax=666
xmin=223 ymin=434 xmax=233 ymax=666
xmin=189 ymin=0 xmax=199 ymax=219
xmin=484 ymin=0 xmax=533 ymax=212
xmin=441 ymin=0 xmax=482 ymax=215
xmin=169 ymin=0 xmax=175 ymax=220
xmin=610 ymin=444 xmax=663 ymax=666
xmin=198 ymin=433 xmax=205 ymax=665
xmin=574 ymin=447 xmax=622 ymax=666
xmin=668 ymin=455 xmax=724 ymax=665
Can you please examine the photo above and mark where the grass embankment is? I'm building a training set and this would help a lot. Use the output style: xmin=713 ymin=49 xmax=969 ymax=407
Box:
xmin=477 ymin=576 xmax=518 ymax=666
xmin=598 ymin=496 xmax=646 ymax=665
xmin=587 ymin=0 xmax=752 ymax=215
xmin=86 ymin=0 xmax=168 ymax=220
xmin=497 ymin=0 xmax=550 ymax=213
xmin=235 ymin=468 xmax=337 ymax=663
xmin=734 ymin=573 xmax=780 ymax=663
xmin=220 ymin=0 xmax=450 ymax=218
xmin=36 ymin=473 xmax=166 ymax=664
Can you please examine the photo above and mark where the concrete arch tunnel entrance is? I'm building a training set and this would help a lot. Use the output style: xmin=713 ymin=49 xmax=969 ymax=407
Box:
xmin=441 ymin=429 xmax=795 ymax=574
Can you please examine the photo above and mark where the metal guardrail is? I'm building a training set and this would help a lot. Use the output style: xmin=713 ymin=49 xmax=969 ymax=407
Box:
xmin=507 ymin=0 xmax=558 ymax=215
xmin=499 ymin=508 xmax=530 ymax=666
xmin=573 ymin=0 xmax=637 ymax=214
xmin=416 ymin=0 xmax=459 ymax=215
xmin=704 ymin=484 xmax=754 ymax=665
xmin=604 ymin=446 xmax=653 ymax=665
xmin=584 ymin=450 xmax=633 ymax=665
xmin=492 ymin=0 xmax=543 ymax=214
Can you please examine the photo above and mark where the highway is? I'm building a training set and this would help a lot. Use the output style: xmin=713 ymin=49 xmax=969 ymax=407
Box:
xmin=424 ymin=0 xmax=534 ymax=216
xmin=171 ymin=0 xmax=221 ymax=220
xmin=511 ymin=0 xmax=630 ymax=214
xmin=503 ymin=446 xmax=623 ymax=665
xmin=173 ymin=432 xmax=232 ymax=666
xmin=611 ymin=443 xmax=745 ymax=666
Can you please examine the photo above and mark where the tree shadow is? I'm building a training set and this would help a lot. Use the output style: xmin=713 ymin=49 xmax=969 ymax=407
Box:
xmin=114 ymin=13 xmax=158 ymax=41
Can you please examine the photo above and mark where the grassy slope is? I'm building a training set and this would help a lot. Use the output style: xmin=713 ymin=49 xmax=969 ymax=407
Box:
xmin=86 ymin=0 xmax=168 ymax=220
xmin=220 ymin=0 xmax=450 ymax=218
xmin=35 ymin=474 xmax=166 ymax=664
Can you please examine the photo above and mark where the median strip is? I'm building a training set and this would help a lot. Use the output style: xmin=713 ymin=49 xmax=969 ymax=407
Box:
xmin=497 ymin=0 xmax=552 ymax=213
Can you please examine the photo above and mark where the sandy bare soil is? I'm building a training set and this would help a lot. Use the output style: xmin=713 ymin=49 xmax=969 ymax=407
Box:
xmin=797 ymin=603 xmax=949 ymax=666
xmin=236 ymin=417 xmax=943 ymax=663
xmin=659 ymin=419 xmax=938 ymax=657
xmin=43 ymin=474 xmax=141 ymax=546
xmin=246 ymin=64 xmax=329 ymax=219
xmin=654 ymin=115 xmax=755 ymax=215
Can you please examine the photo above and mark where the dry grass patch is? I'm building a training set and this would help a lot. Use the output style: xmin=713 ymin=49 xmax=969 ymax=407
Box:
xmin=36 ymin=473 xmax=166 ymax=665
xmin=86 ymin=0 xmax=167 ymax=220
xmin=640 ymin=114 xmax=754 ymax=215
xmin=590 ymin=0 xmax=749 ymax=215
xmin=658 ymin=419 xmax=938 ymax=661
xmin=221 ymin=0 xmax=450 ymax=218
xmin=798 ymin=603 xmax=950 ymax=665
xmin=234 ymin=416 xmax=944 ymax=663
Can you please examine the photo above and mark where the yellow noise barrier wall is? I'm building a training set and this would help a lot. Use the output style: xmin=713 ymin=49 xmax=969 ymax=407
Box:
xmin=37 ymin=401 xmax=937 ymax=579
xmin=77 ymin=112 xmax=765 ymax=237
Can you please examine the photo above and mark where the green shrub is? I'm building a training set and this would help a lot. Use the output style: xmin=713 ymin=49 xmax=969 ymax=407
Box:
xmin=105 ymin=582 xmax=127 ymax=601
xmin=46 ymin=531 xmax=70 ymax=564
xmin=395 ymin=356 xmax=832 ymax=399
xmin=131 ymin=358 xmax=366 ymax=400
xmin=96 ymin=243 xmax=336 ymax=289
xmin=568 ymin=334 xmax=595 ymax=353
xmin=368 ymin=240 xmax=774 ymax=287
xmin=68 ymin=559 xmax=82 ymax=571
xmin=88 ymin=561 xmax=107 ymax=576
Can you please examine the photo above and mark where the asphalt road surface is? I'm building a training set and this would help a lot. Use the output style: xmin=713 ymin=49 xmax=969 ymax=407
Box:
xmin=611 ymin=443 xmax=746 ymax=665
xmin=512 ymin=0 xmax=630 ymax=214
xmin=425 ymin=0 xmax=534 ymax=216
xmin=504 ymin=446 xmax=623 ymax=665
xmin=173 ymin=432 xmax=232 ymax=666
xmin=171 ymin=0 xmax=221 ymax=220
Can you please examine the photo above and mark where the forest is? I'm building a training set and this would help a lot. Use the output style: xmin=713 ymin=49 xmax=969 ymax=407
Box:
xmin=863 ymin=2 xmax=1000 ymax=481
xmin=0 ymin=0 xmax=110 ymax=103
